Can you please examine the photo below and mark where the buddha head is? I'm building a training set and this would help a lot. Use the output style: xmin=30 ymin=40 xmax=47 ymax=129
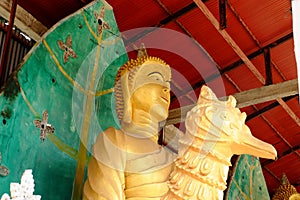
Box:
xmin=114 ymin=47 xmax=171 ymax=128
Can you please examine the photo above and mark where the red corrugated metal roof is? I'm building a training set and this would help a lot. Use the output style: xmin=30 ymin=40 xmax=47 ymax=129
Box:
xmin=160 ymin=0 xmax=194 ymax=13
xmin=230 ymin=0 xmax=293 ymax=45
xmin=272 ymin=39 xmax=297 ymax=79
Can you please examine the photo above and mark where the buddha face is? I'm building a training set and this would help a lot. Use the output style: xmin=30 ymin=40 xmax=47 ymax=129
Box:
xmin=130 ymin=61 xmax=171 ymax=122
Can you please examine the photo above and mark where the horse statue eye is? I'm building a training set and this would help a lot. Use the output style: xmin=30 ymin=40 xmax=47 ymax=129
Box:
xmin=220 ymin=112 xmax=228 ymax=120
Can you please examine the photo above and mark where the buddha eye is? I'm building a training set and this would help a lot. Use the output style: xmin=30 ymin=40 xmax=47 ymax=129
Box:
xmin=148 ymin=72 xmax=164 ymax=82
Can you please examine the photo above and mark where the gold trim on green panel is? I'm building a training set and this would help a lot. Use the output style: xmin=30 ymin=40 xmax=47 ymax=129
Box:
xmin=20 ymin=88 xmax=39 ymax=118
xmin=72 ymin=29 xmax=103 ymax=199
xmin=95 ymin=87 xmax=114 ymax=96
xmin=232 ymin=179 xmax=249 ymax=199
xmin=48 ymin=134 xmax=78 ymax=160
xmin=82 ymin=11 xmax=99 ymax=43
xmin=19 ymin=85 xmax=78 ymax=160
xmin=81 ymin=9 xmax=122 ymax=46
xmin=42 ymin=39 xmax=89 ymax=95
xmin=101 ymin=35 xmax=122 ymax=45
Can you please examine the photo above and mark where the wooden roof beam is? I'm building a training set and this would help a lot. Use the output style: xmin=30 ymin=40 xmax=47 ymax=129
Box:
xmin=171 ymin=3 xmax=292 ymax=101
xmin=246 ymin=94 xmax=297 ymax=121
xmin=264 ymin=48 xmax=273 ymax=85
xmin=157 ymin=2 xmax=197 ymax=26
xmin=219 ymin=0 xmax=227 ymax=29
xmin=166 ymin=79 xmax=299 ymax=125
xmin=193 ymin=0 xmax=300 ymax=128
xmin=124 ymin=0 xmax=210 ymax=45
xmin=0 ymin=0 xmax=17 ymax=87
xmin=193 ymin=0 xmax=265 ymax=84
xmin=0 ymin=0 xmax=47 ymax=41
xmin=171 ymin=32 xmax=293 ymax=101
xmin=277 ymin=98 xmax=300 ymax=126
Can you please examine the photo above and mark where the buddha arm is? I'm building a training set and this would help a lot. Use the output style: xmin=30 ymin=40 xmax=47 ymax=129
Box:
xmin=83 ymin=157 xmax=125 ymax=200
xmin=83 ymin=128 xmax=126 ymax=200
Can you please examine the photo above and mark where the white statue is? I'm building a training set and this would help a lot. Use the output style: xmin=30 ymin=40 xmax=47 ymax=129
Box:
xmin=1 ymin=169 xmax=41 ymax=200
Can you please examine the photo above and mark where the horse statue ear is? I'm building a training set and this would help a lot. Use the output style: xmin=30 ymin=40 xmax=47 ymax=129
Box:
xmin=198 ymin=85 xmax=218 ymax=104
xmin=226 ymin=95 xmax=237 ymax=108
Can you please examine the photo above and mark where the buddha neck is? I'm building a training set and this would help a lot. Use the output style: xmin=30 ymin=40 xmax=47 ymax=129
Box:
xmin=121 ymin=109 xmax=160 ymax=141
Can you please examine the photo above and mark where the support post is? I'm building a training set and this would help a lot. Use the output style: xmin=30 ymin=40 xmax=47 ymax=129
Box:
xmin=0 ymin=0 xmax=18 ymax=87
xmin=219 ymin=0 xmax=227 ymax=29
xmin=264 ymin=47 xmax=272 ymax=85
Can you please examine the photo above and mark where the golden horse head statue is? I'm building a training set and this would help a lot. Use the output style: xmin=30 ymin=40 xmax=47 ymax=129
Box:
xmin=184 ymin=85 xmax=277 ymax=160
xmin=164 ymin=86 xmax=277 ymax=200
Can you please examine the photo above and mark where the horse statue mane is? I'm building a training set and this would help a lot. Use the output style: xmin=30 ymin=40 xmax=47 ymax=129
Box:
xmin=163 ymin=85 xmax=277 ymax=200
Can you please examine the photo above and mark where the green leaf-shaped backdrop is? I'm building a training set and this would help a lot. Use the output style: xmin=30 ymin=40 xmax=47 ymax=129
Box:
xmin=225 ymin=154 xmax=271 ymax=200
xmin=0 ymin=0 xmax=127 ymax=199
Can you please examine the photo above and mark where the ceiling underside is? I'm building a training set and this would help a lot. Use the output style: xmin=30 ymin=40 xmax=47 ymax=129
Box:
xmin=1 ymin=0 xmax=300 ymax=196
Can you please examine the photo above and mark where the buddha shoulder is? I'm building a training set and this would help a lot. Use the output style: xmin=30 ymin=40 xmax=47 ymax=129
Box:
xmin=94 ymin=127 xmax=126 ymax=150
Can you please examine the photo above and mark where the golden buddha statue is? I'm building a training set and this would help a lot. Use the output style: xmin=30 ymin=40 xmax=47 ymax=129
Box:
xmin=83 ymin=48 xmax=175 ymax=199
xmin=83 ymin=47 xmax=277 ymax=200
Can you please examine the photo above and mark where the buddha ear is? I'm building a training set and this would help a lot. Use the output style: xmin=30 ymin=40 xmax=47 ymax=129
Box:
xmin=121 ymin=72 xmax=132 ymax=124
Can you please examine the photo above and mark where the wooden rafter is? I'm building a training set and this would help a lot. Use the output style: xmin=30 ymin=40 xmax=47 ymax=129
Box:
xmin=163 ymin=2 xmax=291 ymax=103
xmin=154 ymin=0 xmax=214 ymax=105
xmin=170 ymin=33 xmax=293 ymax=101
xmin=166 ymin=79 xmax=299 ymax=125
xmin=193 ymin=0 xmax=300 ymax=136
xmin=193 ymin=0 xmax=266 ymax=84
xmin=277 ymin=98 xmax=300 ymax=126
xmin=219 ymin=0 xmax=227 ymax=29
xmin=0 ymin=0 xmax=17 ymax=86
xmin=0 ymin=0 xmax=47 ymax=41
xmin=246 ymin=95 xmax=297 ymax=121
xmin=264 ymin=48 xmax=273 ymax=85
